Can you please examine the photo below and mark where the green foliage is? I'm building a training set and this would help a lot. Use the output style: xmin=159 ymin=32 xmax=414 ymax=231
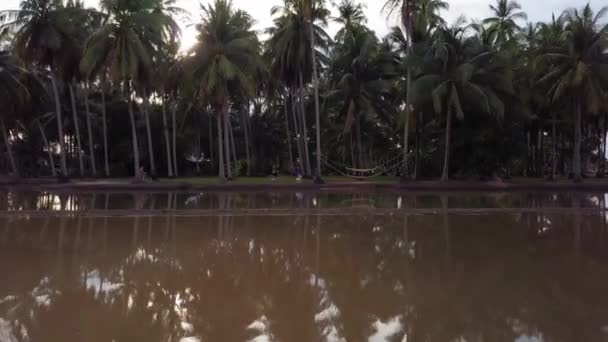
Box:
xmin=0 ymin=0 xmax=606 ymax=181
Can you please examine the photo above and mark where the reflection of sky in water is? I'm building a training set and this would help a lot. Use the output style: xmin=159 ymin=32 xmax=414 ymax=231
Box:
xmin=247 ymin=315 xmax=272 ymax=342
xmin=515 ymin=334 xmax=544 ymax=342
xmin=85 ymin=270 xmax=124 ymax=295
xmin=0 ymin=318 xmax=18 ymax=342
xmin=369 ymin=317 xmax=403 ymax=342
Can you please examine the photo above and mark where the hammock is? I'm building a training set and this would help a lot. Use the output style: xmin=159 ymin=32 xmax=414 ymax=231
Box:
xmin=320 ymin=153 xmax=408 ymax=179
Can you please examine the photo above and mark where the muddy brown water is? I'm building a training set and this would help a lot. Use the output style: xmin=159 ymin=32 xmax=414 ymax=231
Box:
xmin=1 ymin=191 xmax=608 ymax=342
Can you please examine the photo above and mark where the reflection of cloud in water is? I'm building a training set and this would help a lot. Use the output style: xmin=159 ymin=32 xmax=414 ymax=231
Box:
xmin=179 ymin=337 xmax=201 ymax=342
xmin=85 ymin=270 xmax=124 ymax=295
xmin=247 ymin=315 xmax=272 ymax=342
xmin=368 ymin=316 xmax=403 ymax=342
xmin=515 ymin=334 xmax=544 ymax=342
xmin=0 ymin=318 xmax=18 ymax=342
xmin=309 ymin=274 xmax=346 ymax=342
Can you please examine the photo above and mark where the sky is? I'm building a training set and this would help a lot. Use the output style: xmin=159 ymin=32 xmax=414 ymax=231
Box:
xmin=0 ymin=0 xmax=603 ymax=51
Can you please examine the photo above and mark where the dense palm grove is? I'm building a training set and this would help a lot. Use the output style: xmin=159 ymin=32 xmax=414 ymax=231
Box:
xmin=0 ymin=0 xmax=607 ymax=182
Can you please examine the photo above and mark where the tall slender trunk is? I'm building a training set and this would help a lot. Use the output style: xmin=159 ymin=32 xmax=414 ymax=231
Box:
xmin=161 ymin=95 xmax=173 ymax=177
xmin=308 ymin=13 xmax=323 ymax=182
xmin=223 ymin=99 xmax=232 ymax=179
xmin=573 ymin=98 xmax=582 ymax=182
xmin=401 ymin=6 xmax=414 ymax=182
xmin=414 ymin=112 xmax=421 ymax=180
xmin=441 ymin=106 xmax=452 ymax=182
xmin=356 ymin=113 xmax=364 ymax=169
xmin=228 ymin=117 xmax=237 ymax=167
xmin=50 ymin=74 xmax=68 ymax=177
xmin=126 ymin=82 xmax=141 ymax=179
xmin=600 ymin=111 xmax=608 ymax=177
xmin=242 ymin=107 xmax=251 ymax=176
xmin=537 ymin=128 xmax=543 ymax=177
xmin=350 ymin=132 xmax=356 ymax=169
xmin=1 ymin=119 xmax=17 ymax=177
xmin=291 ymin=90 xmax=304 ymax=165
xmin=298 ymin=73 xmax=312 ymax=176
xmin=142 ymin=90 xmax=156 ymax=177
xmin=84 ymin=84 xmax=97 ymax=176
xmin=172 ymin=102 xmax=179 ymax=177
xmin=551 ymin=111 xmax=557 ymax=180
xmin=208 ymin=113 xmax=214 ymax=168
xmin=37 ymin=120 xmax=56 ymax=177
xmin=284 ymin=94 xmax=294 ymax=173
xmin=216 ymin=111 xmax=226 ymax=181
xmin=101 ymin=84 xmax=110 ymax=177
xmin=597 ymin=117 xmax=603 ymax=177
xmin=69 ymin=83 xmax=85 ymax=177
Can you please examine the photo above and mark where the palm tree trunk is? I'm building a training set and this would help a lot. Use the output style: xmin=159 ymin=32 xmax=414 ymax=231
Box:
xmin=223 ymin=99 xmax=232 ymax=179
xmin=217 ymin=111 xmax=226 ymax=181
xmin=50 ymin=74 xmax=68 ymax=177
xmin=172 ymin=102 xmax=179 ymax=177
xmin=441 ymin=106 xmax=452 ymax=182
xmin=356 ymin=113 xmax=364 ymax=169
xmin=37 ymin=120 xmax=56 ymax=177
xmin=228 ymin=117 xmax=237 ymax=167
xmin=414 ymin=113 xmax=421 ymax=180
xmin=284 ymin=94 xmax=294 ymax=173
xmin=573 ymin=98 xmax=582 ymax=182
xmin=209 ymin=112 xmax=214 ymax=168
xmin=142 ymin=90 xmax=156 ymax=177
xmin=84 ymin=84 xmax=97 ymax=176
xmin=551 ymin=111 xmax=557 ymax=180
xmin=598 ymin=118 xmax=603 ymax=177
xmin=308 ymin=16 xmax=323 ymax=182
xmin=1 ymin=119 xmax=17 ymax=177
xmin=101 ymin=84 xmax=110 ymax=177
xmin=126 ymin=82 xmax=141 ymax=179
xmin=401 ymin=5 xmax=414 ymax=183
xmin=161 ymin=95 xmax=173 ymax=177
xmin=350 ymin=133 xmax=356 ymax=169
xmin=241 ymin=108 xmax=251 ymax=176
xmin=298 ymin=73 xmax=312 ymax=176
xmin=600 ymin=111 xmax=608 ymax=177
xmin=291 ymin=90 xmax=304 ymax=166
xmin=69 ymin=83 xmax=85 ymax=177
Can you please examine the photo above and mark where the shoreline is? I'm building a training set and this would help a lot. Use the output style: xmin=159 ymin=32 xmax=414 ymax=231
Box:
xmin=2 ymin=177 xmax=608 ymax=193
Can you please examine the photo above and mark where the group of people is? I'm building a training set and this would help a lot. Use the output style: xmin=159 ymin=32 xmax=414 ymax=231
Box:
xmin=271 ymin=159 xmax=303 ymax=182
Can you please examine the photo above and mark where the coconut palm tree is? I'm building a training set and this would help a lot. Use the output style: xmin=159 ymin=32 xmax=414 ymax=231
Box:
xmin=412 ymin=25 xmax=511 ymax=181
xmin=0 ymin=51 xmax=29 ymax=176
xmin=384 ymin=0 xmax=448 ymax=180
xmin=1 ymin=0 xmax=70 ymax=177
xmin=81 ymin=0 xmax=171 ymax=179
xmin=188 ymin=0 xmax=261 ymax=181
xmin=541 ymin=4 xmax=608 ymax=182
xmin=268 ymin=0 xmax=330 ymax=180
xmin=329 ymin=3 xmax=397 ymax=169
xmin=483 ymin=0 xmax=528 ymax=47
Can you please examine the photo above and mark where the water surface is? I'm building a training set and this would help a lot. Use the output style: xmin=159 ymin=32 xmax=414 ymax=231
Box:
xmin=1 ymin=191 xmax=607 ymax=342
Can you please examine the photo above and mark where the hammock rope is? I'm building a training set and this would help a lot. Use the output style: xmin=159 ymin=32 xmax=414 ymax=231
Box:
xmin=320 ymin=153 xmax=407 ymax=179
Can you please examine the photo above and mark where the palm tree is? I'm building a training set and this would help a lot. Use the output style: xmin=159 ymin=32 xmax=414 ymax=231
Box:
xmin=384 ymin=0 xmax=448 ymax=180
xmin=1 ymin=0 xmax=70 ymax=177
xmin=188 ymin=0 xmax=261 ymax=181
xmin=305 ymin=0 xmax=327 ymax=183
xmin=483 ymin=0 xmax=528 ymax=47
xmin=412 ymin=25 xmax=510 ymax=181
xmin=81 ymin=0 xmax=171 ymax=179
xmin=0 ymin=51 xmax=29 ymax=176
xmin=541 ymin=5 xmax=608 ymax=182
xmin=268 ymin=0 xmax=330 ymax=180
xmin=383 ymin=0 xmax=415 ymax=181
xmin=329 ymin=2 xmax=397 ymax=169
